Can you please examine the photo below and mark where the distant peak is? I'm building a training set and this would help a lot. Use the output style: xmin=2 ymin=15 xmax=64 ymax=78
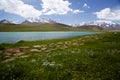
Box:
xmin=0 ymin=19 xmax=11 ymax=24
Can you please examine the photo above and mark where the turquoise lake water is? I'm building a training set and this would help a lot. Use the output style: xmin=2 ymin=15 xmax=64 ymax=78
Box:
xmin=0 ymin=32 xmax=98 ymax=43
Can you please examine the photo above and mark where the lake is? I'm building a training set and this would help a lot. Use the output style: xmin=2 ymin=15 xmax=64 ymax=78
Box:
xmin=0 ymin=32 xmax=98 ymax=43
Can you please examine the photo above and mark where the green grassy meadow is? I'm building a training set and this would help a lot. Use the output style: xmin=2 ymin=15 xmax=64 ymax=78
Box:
xmin=0 ymin=32 xmax=120 ymax=80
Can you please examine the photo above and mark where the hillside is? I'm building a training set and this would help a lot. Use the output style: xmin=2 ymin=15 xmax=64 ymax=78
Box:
xmin=0 ymin=23 xmax=102 ymax=32
xmin=0 ymin=23 xmax=72 ymax=32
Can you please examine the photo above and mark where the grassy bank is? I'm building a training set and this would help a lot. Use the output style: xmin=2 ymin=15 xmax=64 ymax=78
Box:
xmin=0 ymin=32 xmax=120 ymax=80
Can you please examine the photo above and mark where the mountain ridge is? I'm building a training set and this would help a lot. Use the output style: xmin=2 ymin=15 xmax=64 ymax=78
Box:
xmin=0 ymin=19 xmax=12 ymax=24
xmin=22 ymin=18 xmax=57 ymax=25
xmin=73 ymin=21 xmax=120 ymax=30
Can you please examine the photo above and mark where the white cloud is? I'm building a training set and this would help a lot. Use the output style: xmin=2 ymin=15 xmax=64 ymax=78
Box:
xmin=94 ymin=8 xmax=120 ymax=21
xmin=0 ymin=0 xmax=41 ymax=18
xmin=41 ymin=0 xmax=72 ymax=15
xmin=83 ymin=3 xmax=90 ymax=8
xmin=73 ymin=9 xmax=84 ymax=14
xmin=41 ymin=0 xmax=83 ymax=15
xmin=0 ymin=0 xmax=84 ymax=19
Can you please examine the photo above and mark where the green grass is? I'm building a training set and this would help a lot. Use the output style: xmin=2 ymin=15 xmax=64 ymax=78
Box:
xmin=0 ymin=32 xmax=120 ymax=80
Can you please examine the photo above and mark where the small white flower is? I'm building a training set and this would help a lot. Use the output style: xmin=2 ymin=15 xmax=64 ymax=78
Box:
xmin=31 ymin=59 xmax=36 ymax=63
xmin=49 ymin=63 xmax=55 ymax=67
xmin=42 ymin=61 xmax=49 ymax=66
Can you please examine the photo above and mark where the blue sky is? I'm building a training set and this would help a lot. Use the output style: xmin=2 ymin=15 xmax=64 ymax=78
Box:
xmin=0 ymin=0 xmax=120 ymax=24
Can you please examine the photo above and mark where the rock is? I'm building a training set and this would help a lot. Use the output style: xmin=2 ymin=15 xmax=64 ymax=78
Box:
xmin=2 ymin=57 xmax=17 ymax=62
xmin=14 ymin=53 xmax=25 ymax=56
xmin=82 ymin=40 xmax=85 ymax=42
xmin=0 ymin=51 xmax=3 ymax=53
xmin=41 ymin=45 xmax=47 ymax=48
xmin=49 ymin=43 xmax=54 ymax=46
xmin=20 ymin=55 xmax=29 ymax=58
xmin=45 ymin=50 xmax=52 ymax=53
xmin=4 ymin=52 xmax=12 ymax=56
xmin=57 ymin=42 xmax=63 ymax=45
xmin=33 ymin=45 xmax=41 ymax=48
xmin=30 ymin=49 xmax=41 ymax=52
xmin=84 ymin=36 xmax=90 ymax=38
xmin=72 ymin=43 xmax=78 ymax=46
xmin=79 ymin=43 xmax=84 ymax=45
xmin=49 ymin=43 xmax=55 ymax=45
xmin=4 ymin=55 xmax=11 ymax=58
xmin=95 ymin=37 xmax=99 ymax=40
xmin=19 ymin=46 xmax=29 ymax=49
xmin=41 ymin=48 xmax=47 ymax=51
xmin=49 ymin=43 xmax=55 ymax=47
xmin=64 ymin=41 xmax=71 ymax=45
xmin=4 ymin=48 xmax=21 ymax=53
xmin=56 ymin=45 xmax=61 ymax=48
xmin=19 ymin=46 xmax=29 ymax=52
xmin=51 ymin=49 xmax=56 ymax=51
xmin=63 ymin=45 xmax=68 ymax=49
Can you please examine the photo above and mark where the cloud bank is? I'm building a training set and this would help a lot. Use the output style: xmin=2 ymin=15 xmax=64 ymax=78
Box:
xmin=41 ymin=0 xmax=83 ymax=15
xmin=0 ymin=0 xmax=83 ymax=18
xmin=0 ymin=0 xmax=41 ymax=18
xmin=94 ymin=8 xmax=120 ymax=21
xmin=41 ymin=0 xmax=72 ymax=15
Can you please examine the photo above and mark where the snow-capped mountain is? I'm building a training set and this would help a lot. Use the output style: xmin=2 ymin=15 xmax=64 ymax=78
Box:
xmin=0 ymin=19 xmax=11 ymax=24
xmin=74 ymin=21 xmax=120 ymax=30
xmin=27 ymin=17 xmax=50 ymax=23
xmin=22 ymin=18 xmax=56 ymax=25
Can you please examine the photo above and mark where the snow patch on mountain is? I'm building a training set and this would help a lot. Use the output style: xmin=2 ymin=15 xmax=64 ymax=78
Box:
xmin=27 ymin=17 xmax=50 ymax=23
xmin=21 ymin=17 xmax=57 ymax=25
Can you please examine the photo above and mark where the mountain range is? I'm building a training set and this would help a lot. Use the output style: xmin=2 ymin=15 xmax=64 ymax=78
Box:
xmin=0 ymin=18 xmax=120 ymax=30
xmin=0 ymin=18 xmax=56 ymax=25
xmin=73 ymin=21 xmax=120 ymax=30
